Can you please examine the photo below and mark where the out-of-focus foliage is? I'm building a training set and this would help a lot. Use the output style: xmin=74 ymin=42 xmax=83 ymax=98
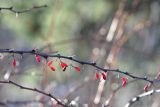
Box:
xmin=0 ymin=0 xmax=111 ymax=42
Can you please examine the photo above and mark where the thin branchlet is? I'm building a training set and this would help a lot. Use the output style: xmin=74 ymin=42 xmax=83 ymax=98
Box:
xmin=0 ymin=5 xmax=47 ymax=14
xmin=0 ymin=49 xmax=157 ymax=83
xmin=0 ymin=80 xmax=67 ymax=107
xmin=124 ymin=89 xmax=160 ymax=107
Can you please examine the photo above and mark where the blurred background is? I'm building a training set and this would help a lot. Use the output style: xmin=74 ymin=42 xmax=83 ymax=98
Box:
xmin=0 ymin=0 xmax=160 ymax=107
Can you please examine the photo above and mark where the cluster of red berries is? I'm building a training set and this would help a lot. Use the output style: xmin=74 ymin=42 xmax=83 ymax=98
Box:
xmin=11 ymin=54 xmax=149 ymax=91
xmin=12 ymin=54 xmax=81 ymax=73
xmin=95 ymin=72 xmax=127 ymax=87
xmin=35 ymin=54 xmax=81 ymax=72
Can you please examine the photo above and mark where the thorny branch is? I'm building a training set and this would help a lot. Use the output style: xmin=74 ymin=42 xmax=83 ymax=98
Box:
xmin=0 ymin=49 xmax=158 ymax=83
xmin=124 ymin=89 xmax=160 ymax=107
xmin=0 ymin=80 xmax=67 ymax=107
xmin=0 ymin=5 xmax=47 ymax=14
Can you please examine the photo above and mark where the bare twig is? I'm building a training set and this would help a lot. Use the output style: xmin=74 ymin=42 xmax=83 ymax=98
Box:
xmin=0 ymin=5 xmax=47 ymax=14
xmin=124 ymin=89 xmax=160 ymax=107
xmin=0 ymin=80 xmax=67 ymax=107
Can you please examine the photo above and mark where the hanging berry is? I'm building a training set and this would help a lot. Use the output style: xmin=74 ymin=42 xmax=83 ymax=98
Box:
xmin=60 ymin=61 xmax=68 ymax=68
xmin=95 ymin=73 xmax=100 ymax=79
xmin=101 ymin=72 xmax=107 ymax=80
xmin=121 ymin=77 xmax=127 ymax=87
xmin=143 ymin=84 xmax=149 ymax=92
xmin=35 ymin=54 xmax=41 ymax=62
xmin=12 ymin=59 xmax=16 ymax=68
xmin=50 ymin=66 xmax=55 ymax=71
xmin=47 ymin=61 xmax=53 ymax=66
xmin=74 ymin=66 xmax=81 ymax=72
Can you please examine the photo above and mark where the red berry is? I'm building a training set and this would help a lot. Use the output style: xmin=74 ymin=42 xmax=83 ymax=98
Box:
xmin=95 ymin=73 xmax=100 ymax=79
xmin=50 ymin=66 xmax=55 ymax=71
xmin=60 ymin=61 xmax=68 ymax=68
xmin=47 ymin=61 xmax=53 ymax=66
xmin=12 ymin=59 xmax=16 ymax=68
xmin=121 ymin=77 xmax=127 ymax=87
xmin=74 ymin=66 xmax=80 ymax=72
xmin=35 ymin=54 xmax=40 ymax=62
xmin=101 ymin=72 xmax=107 ymax=80
xmin=144 ymin=84 xmax=149 ymax=92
